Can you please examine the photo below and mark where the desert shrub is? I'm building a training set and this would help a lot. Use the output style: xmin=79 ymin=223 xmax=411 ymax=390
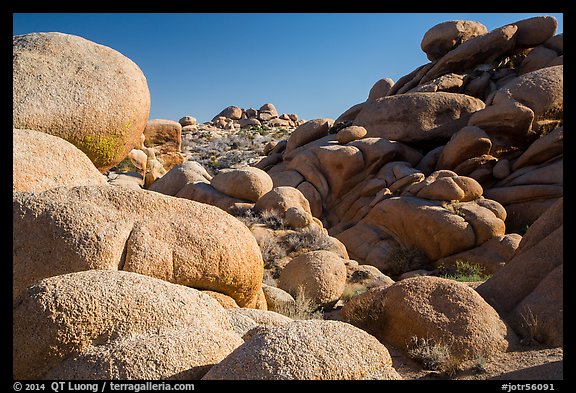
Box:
xmin=407 ymin=337 xmax=461 ymax=376
xmin=274 ymin=286 xmax=323 ymax=320
xmin=339 ymin=285 xmax=370 ymax=304
xmin=111 ymin=156 xmax=138 ymax=173
xmin=385 ymin=246 xmax=430 ymax=277
xmin=518 ymin=307 xmax=539 ymax=346
xmin=439 ymin=260 xmax=490 ymax=282
xmin=229 ymin=207 xmax=285 ymax=230
xmin=281 ymin=225 xmax=336 ymax=255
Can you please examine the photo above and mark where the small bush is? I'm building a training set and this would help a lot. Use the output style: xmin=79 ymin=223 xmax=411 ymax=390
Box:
xmin=439 ymin=260 xmax=490 ymax=282
xmin=386 ymin=246 xmax=429 ymax=277
xmin=281 ymin=225 xmax=336 ymax=255
xmin=229 ymin=207 xmax=285 ymax=230
xmin=407 ymin=337 xmax=461 ymax=376
xmin=339 ymin=285 xmax=369 ymax=304
xmin=274 ymin=286 xmax=323 ymax=320
xmin=518 ymin=307 xmax=539 ymax=346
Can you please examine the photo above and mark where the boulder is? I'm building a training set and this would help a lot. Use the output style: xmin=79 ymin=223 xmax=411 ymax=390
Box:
xmin=435 ymin=126 xmax=492 ymax=170
xmin=491 ymin=65 xmax=563 ymax=132
xmin=178 ymin=116 xmax=197 ymax=126
xmin=212 ymin=105 xmax=243 ymax=122
xmin=421 ymin=20 xmax=488 ymax=61
xmin=268 ymin=118 xmax=292 ymax=128
xmin=202 ymin=320 xmax=401 ymax=380
xmin=420 ymin=25 xmax=518 ymax=84
xmin=285 ymin=118 xmax=334 ymax=153
xmin=238 ymin=118 xmax=261 ymax=129
xmin=13 ymin=185 xmax=264 ymax=308
xmin=13 ymin=270 xmax=243 ymax=380
xmin=141 ymin=120 xmax=184 ymax=172
xmin=468 ymin=101 xmax=535 ymax=153
xmin=149 ymin=160 xmax=212 ymax=196
xmin=254 ymin=186 xmax=313 ymax=217
xmin=519 ymin=46 xmax=560 ymax=75
xmin=12 ymin=32 xmax=151 ymax=172
xmin=353 ymin=92 xmax=485 ymax=143
xmin=278 ymin=250 xmax=347 ymax=308
xmin=143 ymin=119 xmax=182 ymax=152
xmin=336 ymin=125 xmax=367 ymax=144
xmin=284 ymin=206 xmax=314 ymax=229
xmin=259 ymin=103 xmax=278 ymax=118
xmin=13 ymin=128 xmax=107 ymax=193
xmin=512 ymin=16 xmax=558 ymax=48
xmin=477 ymin=198 xmax=563 ymax=346
xmin=261 ymin=283 xmax=296 ymax=313
xmin=342 ymin=276 xmax=516 ymax=361
xmin=543 ymin=33 xmax=563 ymax=54
xmin=367 ymin=78 xmax=395 ymax=101
xmin=211 ymin=167 xmax=273 ymax=202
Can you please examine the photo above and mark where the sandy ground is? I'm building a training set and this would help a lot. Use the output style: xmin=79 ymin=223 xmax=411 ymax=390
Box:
xmin=389 ymin=342 xmax=563 ymax=380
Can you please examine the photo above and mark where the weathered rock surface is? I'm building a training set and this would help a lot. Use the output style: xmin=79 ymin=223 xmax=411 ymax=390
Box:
xmin=421 ymin=20 xmax=488 ymax=61
xmin=143 ymin=119 xmax=184 ymax=171
xmin=13 ymin=185 xmax=264 ymax=308
xmin=477 ymin=198 xmax=563 ymax=346
xmin=13 ymin=32 xmax=150 ymax=172
xmin=202 ymin=320 xmax=401 ymax=380
xmin=278 ymin=250 xmax=347 ymax=308
xmin=13 ymin=270 xmax=243 ymax=380
xmin=353 ymin=92 xmax=485 ymax=143
xmin=211 ymin=167 xmax=273 ymax=202
xmin=13 ymin=128 xmax=107 ymax=193
xmin=342 ymin=276 xmax=517 ymax=361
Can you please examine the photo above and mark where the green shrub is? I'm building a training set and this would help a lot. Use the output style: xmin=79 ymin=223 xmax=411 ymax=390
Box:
xmin=439 ymin=260 xmax=490 ymax=282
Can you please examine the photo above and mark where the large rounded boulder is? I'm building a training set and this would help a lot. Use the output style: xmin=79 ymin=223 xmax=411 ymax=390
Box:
xmin=13 ymin=185 xmax=264 ymax=308
xmin=202 ymin=320 xmax=401 ymax=380
xmin=342 ymin=276 xmax=516 ymax=362
xmin=13 ymin=32 xmax=151 ymax=172
xmin=13 ymin=128 xmax=107 ymax=193
xmin=13 ymin=270 xmax=243 ymax=379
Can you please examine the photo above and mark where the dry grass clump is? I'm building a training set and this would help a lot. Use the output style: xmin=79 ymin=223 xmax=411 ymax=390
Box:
xmin=406 ymin=337 xmax=462 ymax=376
xmin=386 ymin=246 xmax=430 ymax=277
xmin=259 ymin=225 xmax=338 ymax=278
xmin=230 ymin=207 xmax=285 ymax=230
xmin=274 ymin=286 xmax=323 ymax=320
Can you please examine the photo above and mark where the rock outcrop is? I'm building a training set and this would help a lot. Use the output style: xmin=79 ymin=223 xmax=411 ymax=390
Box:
xmin=477 ymin=198 xmax=563 ymax=346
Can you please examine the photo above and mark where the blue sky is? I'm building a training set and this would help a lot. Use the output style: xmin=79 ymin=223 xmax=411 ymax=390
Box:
xmin=13 ymin=13 xmax=563 ymax=124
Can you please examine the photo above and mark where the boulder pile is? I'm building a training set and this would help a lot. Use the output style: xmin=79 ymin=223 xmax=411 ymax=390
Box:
xmin=210 ymin=103 xmax=304 ymax=130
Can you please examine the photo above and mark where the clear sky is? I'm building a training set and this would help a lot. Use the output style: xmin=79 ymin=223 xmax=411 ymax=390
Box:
xmin=13 ymin=13 xmax=563 ymax=124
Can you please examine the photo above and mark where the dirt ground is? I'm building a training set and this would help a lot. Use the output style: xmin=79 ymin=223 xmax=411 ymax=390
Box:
xmin=389 ymin=341 xmax=563 ymax=380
